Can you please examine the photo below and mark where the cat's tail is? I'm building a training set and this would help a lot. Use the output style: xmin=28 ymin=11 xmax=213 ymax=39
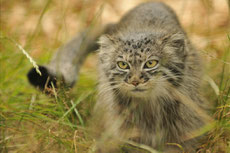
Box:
xmin=27 ymin=65 xmax=59 ymax=90
xmin=27 ymin=24 xmax=116 ymax=91
xmin=27 ymin=31 xmax=98 ymax=90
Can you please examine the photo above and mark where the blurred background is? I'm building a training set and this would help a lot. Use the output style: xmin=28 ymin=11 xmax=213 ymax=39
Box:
xmin=0 ymin=0 xmax=230 ymax=152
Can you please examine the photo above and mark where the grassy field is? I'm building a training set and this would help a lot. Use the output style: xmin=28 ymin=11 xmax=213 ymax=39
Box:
xmin=1 ymin=0 xmax=230 ymax=152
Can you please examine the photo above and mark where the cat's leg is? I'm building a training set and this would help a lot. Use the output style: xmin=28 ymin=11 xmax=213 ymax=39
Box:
xmin=27 ymin=24 xmax=116 ymax=90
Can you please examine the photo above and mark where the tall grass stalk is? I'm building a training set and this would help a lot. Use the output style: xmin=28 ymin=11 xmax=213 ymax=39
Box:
xmin=0 ymin=36 xmax=42 ymax=76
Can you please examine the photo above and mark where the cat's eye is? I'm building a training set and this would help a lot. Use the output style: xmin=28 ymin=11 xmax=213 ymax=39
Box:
xmin=144 ymin=60 xmax=158 ymax=69
xmin=117 ymin=61 xmax=129 ymax=69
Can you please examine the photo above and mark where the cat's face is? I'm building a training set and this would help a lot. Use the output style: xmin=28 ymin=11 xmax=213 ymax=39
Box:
xmin=99 ymin=33 xmax=186 ymax=98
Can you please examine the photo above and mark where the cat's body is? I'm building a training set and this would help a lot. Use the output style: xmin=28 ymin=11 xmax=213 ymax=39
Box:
xmin=93 ymin=2 xmax=210 ymax=152
xmin=27 ymin=2 xmax=210 ymax=152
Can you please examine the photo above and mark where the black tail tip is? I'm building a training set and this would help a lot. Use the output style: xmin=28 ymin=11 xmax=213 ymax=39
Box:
xmin=27 ymin=66 xmax=57 ymax=90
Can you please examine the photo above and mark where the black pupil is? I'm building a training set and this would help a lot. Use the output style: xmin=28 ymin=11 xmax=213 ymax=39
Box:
xmin=149 ymin=61 xmax=152 ymax=65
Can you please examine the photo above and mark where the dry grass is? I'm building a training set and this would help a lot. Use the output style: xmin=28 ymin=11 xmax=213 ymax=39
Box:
xmin=0 ymin=0 xmax=230 ymax=152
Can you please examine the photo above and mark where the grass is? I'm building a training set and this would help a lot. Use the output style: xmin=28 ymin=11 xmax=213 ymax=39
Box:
xmin=198 ymin=62 xmax=230 ymax=152
xmin=0 ymin=42 xmax=97 ymax=152
xmin=0 ymin=0 xmax=230 ymax=152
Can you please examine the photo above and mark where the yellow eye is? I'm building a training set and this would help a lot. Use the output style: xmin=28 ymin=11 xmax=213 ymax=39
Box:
xmin=144 ymin=60 xmax=158 ymax=69
xmin=117 ymin=61 xmax=129 ymax=69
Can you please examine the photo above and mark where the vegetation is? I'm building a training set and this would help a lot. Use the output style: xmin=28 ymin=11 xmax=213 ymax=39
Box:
xmin=0 ymin=0 xmax=229 ymax=152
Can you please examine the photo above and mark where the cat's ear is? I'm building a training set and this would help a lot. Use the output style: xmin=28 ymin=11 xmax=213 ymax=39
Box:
xmin=170 ymin=33 xmax=185 ymax=50
xmin=98 ymin=35 xmax=116 ymax=63
xmin=98 ymin=35 xmax=116 ymax=50
xmin=163 ymin=33 xmax=187 ymax=58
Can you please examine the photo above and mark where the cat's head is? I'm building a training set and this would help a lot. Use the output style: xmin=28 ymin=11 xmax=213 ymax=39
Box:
xmin=98 ymin=32 xmax=187 ymax=98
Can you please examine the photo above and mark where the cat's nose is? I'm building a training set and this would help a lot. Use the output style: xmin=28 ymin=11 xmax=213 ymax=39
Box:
xmin=131 ymin=81 xmax=139 ymax=86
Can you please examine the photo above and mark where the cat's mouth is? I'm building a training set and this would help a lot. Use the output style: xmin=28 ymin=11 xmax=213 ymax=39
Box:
xmin=131 ymin=88 xmax=147 ymax=92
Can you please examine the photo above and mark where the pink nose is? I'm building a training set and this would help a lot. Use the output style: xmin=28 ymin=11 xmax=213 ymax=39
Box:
xmin=131 ymin=81 xmax=139 ymax=86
